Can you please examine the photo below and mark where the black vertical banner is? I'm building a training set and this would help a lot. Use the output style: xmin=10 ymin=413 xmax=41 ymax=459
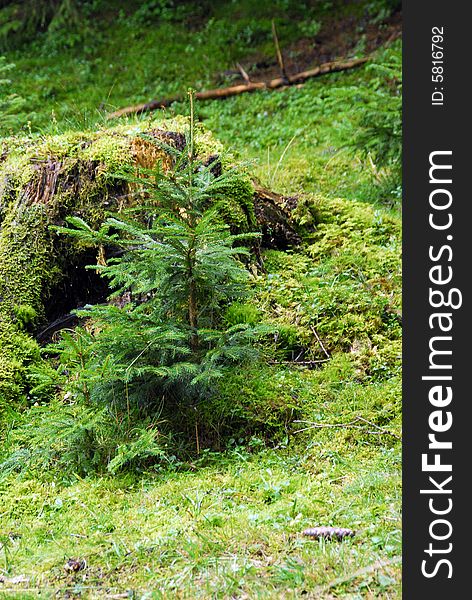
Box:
xmin=403 ymin=1 xmax=469 ymax=597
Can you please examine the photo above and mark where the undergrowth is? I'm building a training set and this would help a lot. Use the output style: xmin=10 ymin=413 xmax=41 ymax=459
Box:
xmin=0 ymin=1 xmax=402 ymax=597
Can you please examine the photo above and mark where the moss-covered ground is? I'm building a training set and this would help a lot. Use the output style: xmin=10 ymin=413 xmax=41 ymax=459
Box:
xmin=0 ymin=2 xmax=401 ymax=597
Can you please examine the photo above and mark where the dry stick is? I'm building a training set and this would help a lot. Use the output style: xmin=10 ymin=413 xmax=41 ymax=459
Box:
xmin=384 ymin=30 xmax=402 ymax=46
xmin=268 ymin=359 xmax=330 ymax=366
xmin=107 ymin=57 xmax=368 ymax=119
xmin=236 ymin=62 xmax=251 ymax=84
xmin=272 ymin=19 xmax=288 ymax=81
xmin=310 ymin=325 xmax=330 ymax=359
xmin=195 ymin=419 xmax=200 ymax=455
xmin=356 ymin=416 xmax=402 ymax=440
xmin=194 ymin=406 xmax=200 ymax=455
xmin=293 ymin=419 xmax=365 ymax=434
xmin=293 ymin=416 xmax=401 ymax=440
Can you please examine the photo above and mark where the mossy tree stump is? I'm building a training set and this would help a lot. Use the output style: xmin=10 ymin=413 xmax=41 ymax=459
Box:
xmin=0 ymin=118 xmax=299 ymax=408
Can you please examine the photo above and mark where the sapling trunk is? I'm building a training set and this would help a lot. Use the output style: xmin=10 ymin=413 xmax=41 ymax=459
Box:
xmin=188 ymin=277 xmax=199 ymax=353
xmin=187 ymin=89 xmax=199 ymax=354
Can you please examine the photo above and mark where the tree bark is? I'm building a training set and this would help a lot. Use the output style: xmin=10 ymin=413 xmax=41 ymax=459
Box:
xmin=252 ymin=183 xmax=301 ymax=249
xmin=188 ymin=278 xmax=199 ymax=353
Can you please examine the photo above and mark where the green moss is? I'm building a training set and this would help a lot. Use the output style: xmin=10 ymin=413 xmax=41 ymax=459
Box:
xmin=199 ymin=364 xmax=301 ymax=439
xmin=0 ymin=10 xmax=401 ymax=592
xmin=255 ymin=195 xmax=401 ymax=363
xmin=0 ymin=206 xmax=53 ymax=407
xmin=80 ymin=132 xmax=133 ymax=171
xmin=0 ymin=208 xmax=53 ymax=319
xmin=224 ymin=302 xmax=260 ymax=326
xmin=214 ymin=174 xmax=256 ymax=231
xmin=13 ymin=305 xmax=38 ymax=329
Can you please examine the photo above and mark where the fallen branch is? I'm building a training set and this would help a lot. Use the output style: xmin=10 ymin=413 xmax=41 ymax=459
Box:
xmin=107 ymin=57 xmax=368 ymax=119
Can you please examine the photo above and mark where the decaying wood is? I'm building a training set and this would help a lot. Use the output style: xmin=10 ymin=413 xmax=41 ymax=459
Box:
xmin=107 ymin=57 xmax=368 ymax=119
xmin=252 ymin=182 xmax=301 ymax=249
xmin=24 ymin=159 xmax=63 ymax=204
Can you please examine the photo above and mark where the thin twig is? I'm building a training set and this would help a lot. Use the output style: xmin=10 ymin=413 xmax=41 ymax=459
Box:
xmin=272 ymin=19 xmax=288 ymax=81
xmin=310 ymin=325 xmax=330 ymax=359
xmin=355 ymin=416 xmax=402 ymax=440
xmin=268 ymin=359 xmax=330 ymax=367
xmin=293 ymin=421 xmax=365 ymax=434
xmin=194 ymin=406 xmax=200 ymax=455
xmin=125 ymin=339 xmax=154 ymax=420
xmin=236 ymin=62 xmax=251 ymax=84
xmin=293 ymin=416 xmax=401 ymax=440
xmin=195 ymin=419 xmax=200 ymax=455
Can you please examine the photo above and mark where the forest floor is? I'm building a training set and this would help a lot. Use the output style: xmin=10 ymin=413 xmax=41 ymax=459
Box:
xmin=1 ymin=2 xmax=402 ymax=598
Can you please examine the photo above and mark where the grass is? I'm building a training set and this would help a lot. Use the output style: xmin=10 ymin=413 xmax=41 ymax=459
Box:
xmin=4 ymin=1 xmax=333 ymax=134
xmin=1 ymin=360 xmax=402 ymax=597
xmin=1 ymin=436 xmax=400 ymax=598
xmin=0 ymin=1 xmax=401 ymax=597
